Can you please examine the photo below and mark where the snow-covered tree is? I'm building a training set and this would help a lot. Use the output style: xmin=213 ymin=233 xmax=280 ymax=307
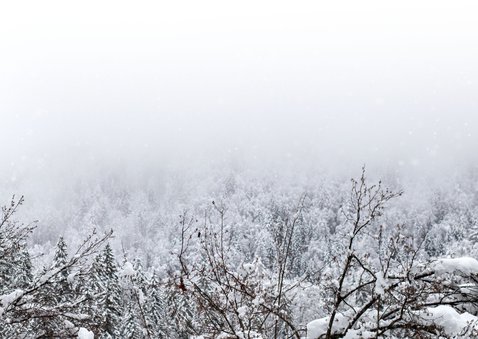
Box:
xmin=0 ymin=196 xmax=113 ymax=337
xmin=87 ymin=243 xmax=123 ymax=337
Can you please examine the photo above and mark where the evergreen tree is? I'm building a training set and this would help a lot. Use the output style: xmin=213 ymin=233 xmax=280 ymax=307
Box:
xmin=51 ymin=236 xmax=72 ymax=302
xmin=95 ymin=243 xmax=123 ymax=337
xmin=35 ymin=236 xmax=74 ymax=336
xmin=118 ymin=307 xmax=142 ymax=339
xmin=16 ymin=248 xmax=33 ymax=288
xmin=0 ymin=246 xmax=36 ymax=338
xmin=0 ymin=244 xmax=33 ymax=293
xmin=144 ymin=272 xmax=167 ymax=337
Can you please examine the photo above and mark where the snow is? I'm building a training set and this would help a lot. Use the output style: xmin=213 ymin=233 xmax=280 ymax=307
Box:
xmin=432 ymin=257 xmax=478 ymax=276
xmin=374 ymin=271 xmax=388 ymax=296
xmin=77 ymin=327 xmax=94 ymax=339
xmin=237 ymin=305 xmax=248 ymax=318
xmin=237 ymin=262 xmax=255 ymax=278
xmin=420 ymin=305 xmax=478 ymax=336
xmin=0 ymin=289 xmax=24 ymax=308
xmin=65 ymin=313 xmax=90 ymax=320
xmin=67 ymin=271 xmax=79 ymax=285
xmin=252 ymin=296 xmax=262 ymax=306
xmin=120 ymin=261 xmax=136 ymax=277
xmin=458 ymin=283 xmax=478 ymax=295
xmin=308 ymin=304 xmax=478 ymax=338
xmin=307 ymin=318 xmax=329 ymax=338
xmin=39 ymin=267 xmax=62 ymax=284
xmin=343 ymin=330 xmax=374 ymax=339
xmin=243 ymin=263 xmax=255 ymax=273
xmin=307 ymin=307 xmax=478 ymax=339
xmin=64 ymin=320 xmax=75 ymax=328
xmin=218 ymin=331 xmax=262 ymax=339
xmin=307 ymin=314 xmax=349 ymax=339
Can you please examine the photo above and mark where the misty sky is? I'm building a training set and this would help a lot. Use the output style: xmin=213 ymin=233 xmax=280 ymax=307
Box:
xmin=1 ymin=0 xmax=478 ymax=185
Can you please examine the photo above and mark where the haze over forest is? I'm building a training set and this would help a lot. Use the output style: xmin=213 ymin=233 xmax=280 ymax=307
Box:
xmin=2 ymin=1 xmax=478 ymax=228
xmin=1 ymin=2 xmax=478 ymax=338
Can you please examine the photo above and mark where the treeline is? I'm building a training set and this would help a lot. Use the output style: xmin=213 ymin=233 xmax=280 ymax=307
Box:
xmin=2 ymin=169 xmax=478 ymax=338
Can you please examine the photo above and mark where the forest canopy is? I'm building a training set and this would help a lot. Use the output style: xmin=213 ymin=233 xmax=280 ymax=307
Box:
xmin=2 ymin=169 xmax=478 ymax=338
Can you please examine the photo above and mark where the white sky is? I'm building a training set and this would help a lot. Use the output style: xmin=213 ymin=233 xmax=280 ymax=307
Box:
xmin=1 ymin=0 xmax=478 ymax=182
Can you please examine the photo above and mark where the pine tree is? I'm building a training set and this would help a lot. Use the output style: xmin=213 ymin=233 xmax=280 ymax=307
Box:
xmin=0 ymin=244 xmax=32 ymax=293
xmin=0 ymin=245 xmax=35 ymax=338
xmin=144 ymin=272 xmax=167 ymax=337
xmin=165 ymin=286 xmax=195 ymax=338
xmin=36 ymin=236 xmax=74 ymax=336
xmin=82 ymin=243 xmax=123 ymax=337
xmin=16 ymin=248 xmax=33 ymax=288
xmin=51 ymin=236 xmax=72 ymax=302
xmin=118 ymin=307 xmax=142 ymax=339
xmin=98 ymin=244 xmax=122 ymax=337
xmin=130 ymin=258 xmax=153 ymax=338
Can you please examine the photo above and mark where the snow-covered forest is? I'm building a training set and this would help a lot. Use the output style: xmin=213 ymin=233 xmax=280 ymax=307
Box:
xmin=2 ymin=1 xmax=478 ymax=338
xmin=3 ymin=168 xmax=478 ymax=338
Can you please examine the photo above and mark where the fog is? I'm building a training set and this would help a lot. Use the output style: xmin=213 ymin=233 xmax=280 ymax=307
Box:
xmin=1 ymin=0 xmax=478 ymax=201
xmin=4 ymin=3 xmax=478 ymax=335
